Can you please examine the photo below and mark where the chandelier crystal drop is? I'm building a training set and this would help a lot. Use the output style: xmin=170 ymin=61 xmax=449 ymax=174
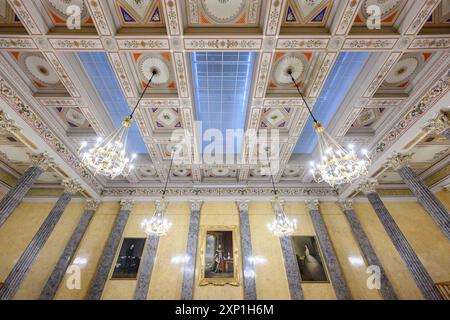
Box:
xmin=287 ymin=69 xmax=370 ymax=187
xmin=267 ymin=196 xmax=297 ymax=237
xmin=309 ymin=122 xmax=370 ymax=187
xmin=265 ymin=148 xmax=297 ymax=237
xmin=78 ymin=69 xmax=157 ymax=179
xmin=140 ymin=149 xmax=175 ymax=237
xmin=141 ymin=196 xmax=172 ymax=237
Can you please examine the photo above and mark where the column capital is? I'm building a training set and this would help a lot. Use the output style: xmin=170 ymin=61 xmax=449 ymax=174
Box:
xmin=0 ymin=110 xmax=20 ymax=133
xmin=385 ymin=152 xmax=412 ymax=171
xmin=305 ymin=199 xmax=319 ymax=211
xmin=190 ymin=199 xmax=203 ymax=211
xmin=29 ymin=152 xmax=55 ymax=170
xmin=339 ymin=199 xmax=353 ymax=211
xmin=358 ymin=178 xmax=379 ymax=195
xmin=422 ymin=111 xmax=449 ymax=135
xmin=86 ymin=199 xmax=100 ymax=211
xmin=61 ymin=179 xmax=82 ymax=194
xmin=236 ymin=199 xmax=249 ymax=211
xmin=120 ymin=199 xmax=134 ymax=211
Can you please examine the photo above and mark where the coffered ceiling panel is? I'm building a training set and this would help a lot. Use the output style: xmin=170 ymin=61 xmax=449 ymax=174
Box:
xmin=377 ymin=52 xmax=434 ymax=95
xmin=113 ymin=0 xmax=165 ymax=28
xmin=281 ymin=0 xmax=332 ymax=28
xmin=351 ymin=0 xmax=407 ymax=32
xmin=0 ymin=0 xmax=24 ymax=29
xmin=186 ymin=0 xmax=262 ymax=28
xmin=3 ymin=52 xmax=67 ymax=94
xmin=41 ymin=0 xmax=96 ymax=31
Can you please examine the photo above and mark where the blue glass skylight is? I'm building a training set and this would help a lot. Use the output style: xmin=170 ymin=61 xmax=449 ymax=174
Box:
xmin=77 ymin=52 xmax=147 ymax=154
xmin=294 ymin=52 xmax=370 ymax=154
xmin=191 ymin=52 xmax=255 ymax=154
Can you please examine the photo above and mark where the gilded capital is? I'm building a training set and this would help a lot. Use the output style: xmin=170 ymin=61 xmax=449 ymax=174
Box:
xmin=62 ymin=179 xmax=83 ymax=194
xmin=29 ymin=152 xmax=55 ymax=170
xmin=191 ymin=199 xmax=203 ymax=211
xmin=236 ymin=199 xmax=249 ymax=212
xmin=339 ymin=199 xmax=353 ymax=211
xmin=120 ymin=199 xmax=134 ymax=211
xmin=86 ymin=199 xmax=100 ymax=211
xmin=422 ymin=112 xmax=449 ymax=134
xmin=305 ymin=199 xmax=319 ymax=211
xmin=0 ymin=110 xmax=20 ymax=133
xmin=385 ymin=152 xmax=412 ymax=171
xmin=358 ymin=178 xmax=379 ymax=195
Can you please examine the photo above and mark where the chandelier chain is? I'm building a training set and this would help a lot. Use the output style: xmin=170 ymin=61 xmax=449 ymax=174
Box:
xmin=288 ymin=70 xmax=318 ymax=124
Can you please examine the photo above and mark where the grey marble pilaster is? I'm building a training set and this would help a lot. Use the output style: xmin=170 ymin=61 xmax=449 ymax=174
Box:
xmin=444 ymin=128 xmax=450 ymax=140
xmin=340 ymin=200 xmax=397 ymax=300
xmin=398 ymin=166 xmax=450 ymax=240
xmin=181 ymin=200 xmax=202 ymax=300
xmin=0 ymin=186 xmax=78 ymax=300
xmin=306 ymin=200 xmax=352 ymax=300
xmin=39 ymin=199 xmax=100 ymax=300
xmin=86 ymin=200 xmax=133 ymax=300
xmin=359 ymin=180 xmax=442 ymax=300
xmin=134 ymin=235 xmax=159 ymax=300
xmin=279 ymin=236 xmax=304 ymax=300
xmin=0 ymin=166 xmax=42 ymax=227
xmin=237 ymin=200 xmax=257 ymax=300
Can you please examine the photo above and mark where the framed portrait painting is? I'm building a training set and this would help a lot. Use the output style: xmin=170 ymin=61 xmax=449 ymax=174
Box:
xmin=199 ymin=226 xmax=240 ymax=286
xmin=111 ymin=237 xmax=146 ymax=279
xmin=291 ymin=236 xmax=328 ymax=282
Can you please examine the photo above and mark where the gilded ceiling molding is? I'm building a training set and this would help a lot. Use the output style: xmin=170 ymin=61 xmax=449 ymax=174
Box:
xmin=343 ymin=38 xmax=398 ymax=50
xmin=116 ymin=39 xmax=170 ymax=51
xmin=29 ymin=152 xmax=56 ymax=171
xmin=363 ymin=52 xmax=402 ymax=97
xmin=309 ymin=52 xmax=337 ymax=98
xmin=409 ymin=38 xmax=450 ymax=50
xmin=62 ymin=178 xmax=83 ymax=194
xmin=85 ymin=199 xmax=100 ymax=211
xmin=85 ymin=0 xmax=113 ymax=36
xmin=7 ymin=0 xmax=42 ymax=35
xmin=43 ymin=52 xmax=80 ymax=97
xmin=404 ymin=0 xmax=440 ymax=35
xmin=334 ymin=0 xmax=362 ymax=35
xmin=101 ymin=187 xmax=337 ymax=198
xmin=373 ymin=68 xmax=450 ymax=159
xmin=184 ymin=39 xmax=262 ymax=51
xmin=276 ymin=38 xmax=329 ymax=50
xmin=0 ymin=77 xmax=102 ymax=193
xmin=385 ymin=152 xmax=413 ymax=171
xmin=0 ymin=37 xmax=37 ymax=50
xmin=264 ymin=0 xmax=284 ymax=36
xmin=48 ymin=39 xmax=104 ymax=51
xmin=108 ymin=52 xmax=134 ymax=98
xmin=0 ymin=110 xmax=20 ymax=133
xmin=36 ymin=97 xmax=77 ymax=107
xmin=163 ymin=0 xmax=182 ymax=36
xmin=357 ymin=178 xmax=379 ymax=195
xmin=422 ymin=112 xmax=450 ymax=135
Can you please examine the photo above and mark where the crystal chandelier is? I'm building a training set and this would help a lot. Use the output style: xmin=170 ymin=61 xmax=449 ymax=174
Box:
xmin=265 ymin=148 xmax=297 ymax=237
xmin=141 ymin=150 xmax=175 ymax=236
xmin=287 ymin=70 xmax=370 ymax=187
xmin=79 ymin=69 xmax=157 ymax=179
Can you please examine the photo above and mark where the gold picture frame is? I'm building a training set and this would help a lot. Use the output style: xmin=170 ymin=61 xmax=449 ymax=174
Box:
xmin=198 ymin=226 xmax=240 ymax=286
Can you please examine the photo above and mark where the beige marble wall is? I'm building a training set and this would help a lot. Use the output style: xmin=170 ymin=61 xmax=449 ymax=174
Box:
xmin=1 ymin=198 xmax=449 ymax=300
xmin=436 ymin=189 xmax=450 ymax=211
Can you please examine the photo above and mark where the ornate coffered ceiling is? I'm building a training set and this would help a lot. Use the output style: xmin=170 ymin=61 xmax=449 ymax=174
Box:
xmin=0 ymin=0 xmax=448 ymax=200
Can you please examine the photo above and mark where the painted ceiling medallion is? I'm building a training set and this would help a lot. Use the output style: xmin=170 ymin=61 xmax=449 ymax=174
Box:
xmin=384 ymin=56 xmax=419 ymax=84
xmin=265 ymin=109 xmax=286 ymax=127
xmin=362 ymin=0 xmax=402 ymax=19
xmin=47 ymin=0 xmax=87 ymax=18
xmin=24 ymin=55 xmax=60 ymax=85
xmin=283 ymin=166 xmax=302 ymax=177
xmin=273 ymin=55 xmax=304 ymax=85
xmin=200 ymin=0 xmax=246 ymax=23
xmin=139 ymin=56 xmax=170 ymax=85
xmin=156 ymin=109 xmax=177 ymax=127
xmin=122 ymin=0 xmax=153 ymax=20
xmin=173 ymin=168 xmax=190 ymax=177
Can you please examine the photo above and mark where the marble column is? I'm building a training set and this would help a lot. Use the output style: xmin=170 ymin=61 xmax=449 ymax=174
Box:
xmin=0 ymin=179 xmax=82 ymax=300
xmin=386 ymin=153 xmax=450 ymax=240
xmin=422 ymin=111 xmax=450 ymax=140
xmin=180 ymin=200 xmax=203 ymax=300
xmin=306 ymin=199 xmax=352 ymax=300
xmin=0 ymin=153 xmax=54 ymax=227
xmin=339 ymin=199 xmax=397 ymax=300
xmin=279 ymin=235 xmax=304 ymax=300
xmin=39 ymin=199 xmax=100 ymax=300
xmin=134 ymin=199 xmax=167 ymax=300
xmin=86 ymin=199 xmax=133 ymax=300
xmin=358 ymin=179 xmax=443 ymax=300
xmin=236 ymin=200 xmax=257 ymax=300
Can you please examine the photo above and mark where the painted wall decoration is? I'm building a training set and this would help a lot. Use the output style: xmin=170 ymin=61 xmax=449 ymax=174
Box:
xmin=111 ymin=238 xmax=147 ymax=279
xmin=291 ymin=236 xmax=328 ymax=282
xmin=199 ymin=226 xmax=240 ymax=286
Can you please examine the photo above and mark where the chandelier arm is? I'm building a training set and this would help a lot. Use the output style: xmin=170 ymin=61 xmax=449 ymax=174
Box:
xmin=288 ymin=71 xmax=318 ymax=124
xmin=129 ymin=69 xmax=157 ymax=119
